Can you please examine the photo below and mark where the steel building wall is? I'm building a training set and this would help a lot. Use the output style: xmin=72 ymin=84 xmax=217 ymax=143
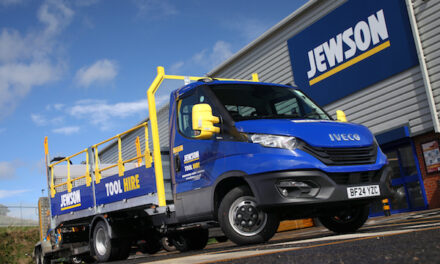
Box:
xmin=209 ymin=0 xmax=437 ymax=137
xmin=208 ymin=0 xmax=347 ymax=84
xmin=413 ymin=0 xmax=440 ymax=116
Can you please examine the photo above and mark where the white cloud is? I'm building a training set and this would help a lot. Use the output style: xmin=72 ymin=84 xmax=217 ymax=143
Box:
xmin=169 ymin=61 xmax=184 ymax=74
xmin=52 ymin=126 xmax=80 ymax=135
xmin=0 ymin=0 xmax=24 ymax=6
xmin=74 ymin=0 xmax=100 ymax=7
xmin=75 ymin=59 xmax=118 ymax=88
xmin=31 ymin=113 xmax=63 ymax=126
xmin=0 ymin=189 xmax=30 ymax=199
xmin=224 ymin=18 xmax=271 ymax=42
xmin=0 ymin=0 xmax=74 ymax=120
xmin=45 ymin=103 xmax=64 ymax=111
xmin=193 ymin=41 xmax=234 ymax=70
xmin=37 ymin=0 xmax=74 ymax=36
xmin=68 ymin=99 xmax=148 ymax=126
xmin=66 ymin=96 xmax=168 ymax=130
xmin=133 ymin=0 xmax=177 ymax=17
xmin=0 ymin=62 xmax=60 ymax=119
xmin=0 ymin=161 xmax=19 ymax=179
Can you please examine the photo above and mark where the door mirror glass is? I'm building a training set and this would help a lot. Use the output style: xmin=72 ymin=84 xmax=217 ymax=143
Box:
xmin=192 ymin=104 xmax=220 ymax=139
xmin=336 ymin=110 xmax=347 ymax=122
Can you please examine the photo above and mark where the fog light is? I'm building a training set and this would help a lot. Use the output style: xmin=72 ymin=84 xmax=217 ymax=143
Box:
xmin=276 ymin=180 xmax=319 ymax=198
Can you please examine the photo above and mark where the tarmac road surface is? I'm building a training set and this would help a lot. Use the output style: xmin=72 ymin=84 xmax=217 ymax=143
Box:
xmin=110 ymin=209 xmax=440 ymax=264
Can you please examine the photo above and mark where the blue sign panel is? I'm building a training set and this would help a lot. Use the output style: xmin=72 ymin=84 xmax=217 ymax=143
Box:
xmin=287 ymin=0 xmax=418 ymax=106
xmin=51 ymin=184 xmax=94 ymax=216
xmin=95 ymin=166 xmax=157 ymax=205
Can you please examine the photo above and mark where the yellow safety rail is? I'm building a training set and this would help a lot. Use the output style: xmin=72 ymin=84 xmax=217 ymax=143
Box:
xmin=92 ymin=122 xmax=151 ymax=184
xmin=147 ymin=66 xmax=259 ymax=206
xmin=49 ymin=149 xmax=91 ymax=198
xmin=48 ymin=121 xmax=151 ymax=197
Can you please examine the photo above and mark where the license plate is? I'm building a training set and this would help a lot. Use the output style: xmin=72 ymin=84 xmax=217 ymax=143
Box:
xmin=347 ymin=185 xmax=380 ymax=199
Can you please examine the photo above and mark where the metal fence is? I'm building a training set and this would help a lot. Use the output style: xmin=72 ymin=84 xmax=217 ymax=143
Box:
xmin=0 ymin=205 xmax=39 ymax=227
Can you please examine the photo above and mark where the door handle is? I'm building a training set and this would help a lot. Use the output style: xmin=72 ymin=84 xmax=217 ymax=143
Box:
xmin=174 ymin=155 xmax=181 ymax=172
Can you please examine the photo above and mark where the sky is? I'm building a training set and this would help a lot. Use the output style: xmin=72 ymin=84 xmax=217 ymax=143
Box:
xmin=0 ymin=0 xmax=308 ymax=218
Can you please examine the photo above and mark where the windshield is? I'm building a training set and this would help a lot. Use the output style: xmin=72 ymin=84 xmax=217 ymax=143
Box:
xmin=209 ymin=84 xmax=331 ymax=121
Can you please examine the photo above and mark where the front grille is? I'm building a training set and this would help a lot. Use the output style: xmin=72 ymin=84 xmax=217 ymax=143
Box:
xmin=300 ymin=143 xmax=377 ymax=166
xmin=327 ymin=170 xmax=382 ymax=184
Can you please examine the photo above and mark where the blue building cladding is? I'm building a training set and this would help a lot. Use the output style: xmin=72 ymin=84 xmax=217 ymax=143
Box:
xmin=287 ymin=0 xmax=419 ymax=106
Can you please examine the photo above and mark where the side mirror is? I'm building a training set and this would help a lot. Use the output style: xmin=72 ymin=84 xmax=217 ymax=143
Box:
xmin=336 ymin=110 xmax=347 ymax=122
xmin=192 ymin=104 xmax=220 ymax=139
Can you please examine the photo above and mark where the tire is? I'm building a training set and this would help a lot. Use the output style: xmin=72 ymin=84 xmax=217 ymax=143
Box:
xmin=35 ymin=247 xmax=50 ymax=264
xmin=318 ymin=204 xmax=370 ymax=234
xmin=170 ymin=228 xmax=209 ymax=252
xmin=161 ymin=237 xmax=176 ymax=252
xmin=218 ymin=186 xmax=279 ymax=245
xmin=92 ymin=221 xmax=128 ymax=262
xmin=138 ymin=239 xmax=162 ymax=255
xmin=215 ymin=236 xmax=228 ymax=243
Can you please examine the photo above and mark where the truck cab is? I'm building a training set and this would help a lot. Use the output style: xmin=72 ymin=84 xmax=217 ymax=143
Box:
xmin=169 ymin=79 xmax=391 ymax=244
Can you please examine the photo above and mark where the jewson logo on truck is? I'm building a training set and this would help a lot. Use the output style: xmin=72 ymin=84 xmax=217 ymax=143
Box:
xmin=306 ymin=9 xmax=389 ymax=86
xmin=61 ymin=190 xmax=81 ymax=211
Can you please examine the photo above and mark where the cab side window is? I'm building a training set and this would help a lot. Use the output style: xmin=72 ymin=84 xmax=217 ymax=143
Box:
xmin=177 ymin=89 xmax=219 ymax=138
xmin=177 ymin=94 xmax=198 ymax=138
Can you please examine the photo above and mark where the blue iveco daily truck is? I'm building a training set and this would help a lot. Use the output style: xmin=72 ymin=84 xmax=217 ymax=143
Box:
xmin=34 ymin=67 xmax=391 ymax=263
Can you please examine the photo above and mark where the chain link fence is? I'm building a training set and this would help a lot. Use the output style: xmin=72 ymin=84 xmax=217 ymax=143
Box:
xmin=0 ymin=204 xmax=39 ymax=227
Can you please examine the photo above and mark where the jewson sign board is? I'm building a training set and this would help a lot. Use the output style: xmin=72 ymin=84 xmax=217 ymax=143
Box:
xmin=287 ymin=0 xmax=418 ymax=106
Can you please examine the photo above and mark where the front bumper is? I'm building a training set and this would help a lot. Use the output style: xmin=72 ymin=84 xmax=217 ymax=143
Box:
xmin=245 ymin=165 xmax=393 ymax=209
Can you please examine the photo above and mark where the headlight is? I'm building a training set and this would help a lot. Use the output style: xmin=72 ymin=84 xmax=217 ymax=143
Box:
xmin=249 ymin=134 xmax=298 ymax=150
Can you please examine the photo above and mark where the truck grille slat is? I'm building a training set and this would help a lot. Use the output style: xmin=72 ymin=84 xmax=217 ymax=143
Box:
xmin=300 ymin=143 xmax=377 ymax=166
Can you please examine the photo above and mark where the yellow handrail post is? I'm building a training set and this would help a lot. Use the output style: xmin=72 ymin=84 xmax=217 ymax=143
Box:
xmin=144 ymin=123 xmax=152 ymax=168
xmin=94 ymin=146 xmax=101 ymax=184
xmin=50 ymin=168 xmax=56 ymax=198
xmin=67 ymin=159 xmax=72 ymax=193
xmin=147 ymin=66 xmax=167 ymax=206
xmin=117 ymin=136 xmax=125 ymax=176
xmin=85 ymin=150 xmax=91 ymax=187
xmin=252 ymin=73 xmax=259 ymax=82
xmin=135 ymin=137 xmax=142 ymax=167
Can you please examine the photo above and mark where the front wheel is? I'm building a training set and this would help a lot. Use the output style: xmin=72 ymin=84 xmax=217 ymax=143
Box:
xmin=218 ymin=186 xmax=279 ymax=245
xmin=318 ymin=204 xmax=370 ymax=234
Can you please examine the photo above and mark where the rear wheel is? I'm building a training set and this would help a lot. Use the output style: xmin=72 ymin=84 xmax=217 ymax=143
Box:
xmin=170 ymin=228 xmax=209 ymax=252
xmin=218 ymin=186 xmax=279 ymax=245
xmin=318 ymin=204 xmax=370 ymax=234
xmin=138 ymin=238 xmax=162 ymax=255
xmin=161 ymin=237 xmax=176 ymax=252
xmin=93 ymin=221 xmax=130 ymax=262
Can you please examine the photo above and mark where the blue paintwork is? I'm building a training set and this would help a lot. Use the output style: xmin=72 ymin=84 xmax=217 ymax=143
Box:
xmin=375 ymin=126 xmax=410 ymax=145
xmin=169 ymin=81 xmax=387 ymax=194
xmin=95 ymin=166 xmax=157 ymax=206
xmin=51 ymin=165 xmax=157 ymax=217
xmin=51 ymin=184 xmax=94 ymax=216
xmin=287 ymin=0 xmax=418 ymax=106
xmin=235 ymin=119 xmax=374 ymax=147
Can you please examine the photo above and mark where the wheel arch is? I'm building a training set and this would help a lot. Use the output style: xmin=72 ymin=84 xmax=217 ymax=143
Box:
xmin=212 ymin=170 xmax=254 ymax=220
